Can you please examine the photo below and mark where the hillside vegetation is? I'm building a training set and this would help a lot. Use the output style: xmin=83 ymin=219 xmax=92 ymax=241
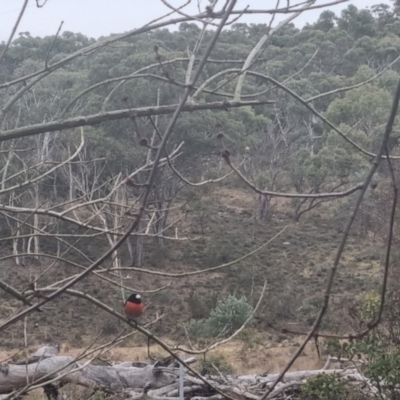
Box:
xmin=1 ymin=2 xmax=400 ymax=363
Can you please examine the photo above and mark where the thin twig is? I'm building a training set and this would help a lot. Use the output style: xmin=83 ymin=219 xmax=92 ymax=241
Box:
xmin=104 ymin=226 xmax=287 ymax=278
xmin=44 ymin=21 xmax=64 ymax=68
xmin=0 ymin=0 xmax=29 ymax=66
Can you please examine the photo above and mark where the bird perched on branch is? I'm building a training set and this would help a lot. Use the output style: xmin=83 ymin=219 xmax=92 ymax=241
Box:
xmin=124 ymin=293 xmax=144 ymax=320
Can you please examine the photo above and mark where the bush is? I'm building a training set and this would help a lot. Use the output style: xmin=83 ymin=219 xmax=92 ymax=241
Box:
xmin=300 ymin=373 xmax=347 ymax=400
xmin=186 ymin=295 xmax=253 ymax=339
xmin=322 ymin=290 xmax=400 ymax=399
xmin=343 ymin=335 xmax=400 ymax=399
xmin=186 ymin=319 xmax=210 ymax=339
xmin=207 ymin=295 xmax=253 ymax=336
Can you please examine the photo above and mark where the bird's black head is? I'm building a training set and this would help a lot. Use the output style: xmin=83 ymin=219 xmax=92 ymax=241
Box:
xmin=127 ymin=293 xmax=142 ymax=304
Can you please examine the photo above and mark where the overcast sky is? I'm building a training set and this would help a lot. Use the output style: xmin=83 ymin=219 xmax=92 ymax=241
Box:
xmin=0 ymin=0 xmax=392 ymax=42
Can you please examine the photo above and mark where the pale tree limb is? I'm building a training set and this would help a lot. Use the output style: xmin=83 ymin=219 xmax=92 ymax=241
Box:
xmin=233 ymin=0 xmax=316 ymax=100
xmin=64 ymin=57 xmax=267 ymax=114
xmin=41 ymin=268 xmax=172 ymax=295
xmin=223 ymin=46 xmax=320 ymax=99
xmin=0 ymin=243 xmax=172 ymax=299
xmin=182 ymin=0 xmax=219 ymax=88
xmin=0 ymin=279 xmax=33 ymax=308
xmin=0 ymin=204 xmax=193 ymax=239
xmin=0 ymin=100 xmax=273 ymax=142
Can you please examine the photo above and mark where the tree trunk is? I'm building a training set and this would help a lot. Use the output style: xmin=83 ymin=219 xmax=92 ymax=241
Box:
xmin=134 ymin=220 xmax=144 ymax=267
xmin=256 ymin=194 xmax=271 ymax=222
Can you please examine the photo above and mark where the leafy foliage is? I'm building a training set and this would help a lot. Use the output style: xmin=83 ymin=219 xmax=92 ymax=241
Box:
xmin=187 ymin=295 xmax=253 ymax=339
xmin=324 ymin=291 xmax=400 ymax=399
xmin=300 ymin=373 xmax=347 ymax=400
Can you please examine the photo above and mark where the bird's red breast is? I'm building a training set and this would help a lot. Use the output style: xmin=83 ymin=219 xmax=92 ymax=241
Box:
xmin=124 ymin=301 xmax=144 ymax=318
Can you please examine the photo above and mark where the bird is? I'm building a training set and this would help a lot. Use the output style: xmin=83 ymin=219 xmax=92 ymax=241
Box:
xmin=124 ymin=293 xmax=144 ymax=321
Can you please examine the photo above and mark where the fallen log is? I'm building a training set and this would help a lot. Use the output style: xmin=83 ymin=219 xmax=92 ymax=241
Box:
xmin=0 ymin=344 xmax=377 ymax=399
xmin=0 ymin=344 xmax=175 ymax=396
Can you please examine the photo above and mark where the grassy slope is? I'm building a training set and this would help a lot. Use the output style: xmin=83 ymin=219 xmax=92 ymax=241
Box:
xmin=0 ymin=185 xmax=383 ymax=358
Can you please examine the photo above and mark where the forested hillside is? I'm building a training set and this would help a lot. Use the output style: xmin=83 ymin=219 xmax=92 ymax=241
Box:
xmin=1 ymin=2 xmax=400 ymax=397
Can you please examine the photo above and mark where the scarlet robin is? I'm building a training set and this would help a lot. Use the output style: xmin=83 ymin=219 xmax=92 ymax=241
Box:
xmin=124 ymin=293 xmax=144 ymax=321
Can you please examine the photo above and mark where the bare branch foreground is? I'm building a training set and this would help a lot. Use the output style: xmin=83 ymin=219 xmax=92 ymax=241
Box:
xmin=0 ymin=345 xmax=378 ymax=400
xmin=0 ymin=100 xmax=273 ymax=142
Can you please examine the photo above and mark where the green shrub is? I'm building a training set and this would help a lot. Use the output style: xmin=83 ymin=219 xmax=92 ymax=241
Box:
xmin=300 ymin=373 xmax=347 ymax=400
xmin=186 ymin=295 xmax=253 ymax=339
xmin=345 ymin=335 xmax=400 ymax=398
xmin=186 ymin=319 xmax=210 ymax=339
xmin=207 ymin=295 xmax=253 ymax=336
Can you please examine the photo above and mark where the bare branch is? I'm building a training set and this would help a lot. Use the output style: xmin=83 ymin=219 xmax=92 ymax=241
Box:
xmin=105 ymin=226 xmax=287 ymax=277
xmin=223 ymin=154 xmax=363 ymax=198
xmin=0 ymin=0 xmax=29 ymax=66
xmin=0 ymin=279 xmax=33 ymax=308
xmin=0 ymin=100 xmax=272 ymax=142
xmin=306 ymin=54 xmax=400 ymax=103
xmin=44 ymin=21 xmax=64 ymax=68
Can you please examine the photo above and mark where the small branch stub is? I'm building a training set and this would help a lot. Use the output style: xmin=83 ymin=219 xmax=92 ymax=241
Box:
xmin=221 ymin=149 xmax=231 ymax=164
